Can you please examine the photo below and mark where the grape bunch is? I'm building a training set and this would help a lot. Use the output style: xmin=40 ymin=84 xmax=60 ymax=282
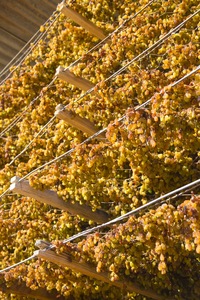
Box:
xmin=0 ymin=0 xmax=199 ymax=299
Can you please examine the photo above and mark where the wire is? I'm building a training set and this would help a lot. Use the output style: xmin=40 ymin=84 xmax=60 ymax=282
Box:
xmin=0 ymin=5 xmax=199 ymax=195
xmin=0 ymin=5 xmax=198 ymax=144
xmin=18 ymin=64 xmax=200 ymax=182
xmin=1 ymin=0 xmax=182 ymax=144
xmin=1 ymin=177 xmax=199 ymax=273
xmin=0 ymin=187 xmax=11 ymax=201
xmin=59 ymin=180 xmax=200 ymax=243
xmin=0 ymin=9 xmax=59 ymax=77
xmin=0 ymin=11 xmax=61 ymax=85
xmin=1 ymin=58 xmax=198 ymax=202
xmin=58 ymin=13 xmax=195 ymax=126
xmin=0 ymin=13 xmax=59 ymax=83
xmin=0 ymin=0 xmax=198 ymax=276
xmin=8 ymin=115 xmax=57 ymax=166
xmin=0 ymin=97 xmax=40 ymax=138
xmin=36 ymin=177 xmax=199 ymax=251
xmin=0 ymin=13 xmax=51 ymax=77
xmin=2 ymin=0 xmax=158 ymax=164
xmin=3 ymin=47 xmax=200 ymax=280
xmin=105 ymin=9 xmax=200 ymax=81
xmin=0 ymin=0 xmax=156 ymax=134
xmin=63 ymin=0 xmax=157 ymax=71
xmin=0 ymin=0 xmax=154 ymax=140
xmin=170 ymin=65 xmax=200 ymax=87
xmin=11 ymin=6 xmax=197 ymax=166
xmin=0 ymin=85 xmax=199 ymax=271
xmin=0 ymin=11 xmax=62 ymax=135
xmin=0 ymin=253 xmax=37 ymax=274
xmin=63 ymin=7 xmax=200 ymax=105
xmin=0 ymin=76 xmax=57 ymax=138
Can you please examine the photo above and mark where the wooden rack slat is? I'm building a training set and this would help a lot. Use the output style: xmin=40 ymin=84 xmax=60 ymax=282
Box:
xmin=36 ymin=249 xmax=174 ymax=300
xmin=56 ymin=66 xmax=94 ymax=92
xmin=10 ymin=176 xmax=109 ymax=224
xmin=58 ymin=4 xmax=106 ymax=40
xmin=55 ymin=104 xmax=106 ymax=138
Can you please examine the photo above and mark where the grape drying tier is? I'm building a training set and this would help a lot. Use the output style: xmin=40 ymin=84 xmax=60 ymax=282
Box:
xmin=0 ymin=0 xmax=199 ymax=299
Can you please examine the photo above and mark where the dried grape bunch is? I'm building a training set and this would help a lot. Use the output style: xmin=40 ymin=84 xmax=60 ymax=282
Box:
xmin=0 ymin=0 xmax=199 ymax=299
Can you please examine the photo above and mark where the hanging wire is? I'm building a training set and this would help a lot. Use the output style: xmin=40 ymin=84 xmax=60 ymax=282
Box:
xmin=0 ymin=78 xmax=57 ymax=200
xmin=58 ymin=178 xmax=200 ymax=246
xmin=0 ymin=76 xmax=57 ymax=138
xmin=62 ymin=7 xmax=200 ymax=105
xmin=0 ymin=11 xmax=57 ymax=77
xmin=0 ymin=187 xmax=11 ymax=201
xmin=0 ymin=176 xmax=199 ymax=274
xmin=0 ymin=0 xmax=156 ymax=139
xmin=0 ymin=5 xmax=198 ymax=142
xmin=0 ymin=0 xmax=199 ymax=277
xmin=8 ymin=115 xmax=57 ymax=166
xmin=0 ymin=253 xmax=37 ymax=274
xmin=16 ymin=64 xmax=200 ymax=182
xmin=0 ymin=42 xmax=198 ymax=202
xmin=63 ymin=0 xmax=157 ymax=71
xmin=0 ymin=0 xmax=160 ymax=203
xmin=5 ymin=8 xmax=199 ymax=168
xmin=0 ymin=11 xmax=62 ymax=85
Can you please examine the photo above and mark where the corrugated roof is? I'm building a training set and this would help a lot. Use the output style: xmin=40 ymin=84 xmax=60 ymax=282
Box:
xmin=0 ymin=0 xmax=60 ymax=72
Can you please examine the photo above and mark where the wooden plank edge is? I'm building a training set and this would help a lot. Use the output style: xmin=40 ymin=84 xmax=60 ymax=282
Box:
xmin=37 ymin=249 xmax=175 ymax=300
xmin=57 ymin=4 xmax=106 ymax=40
xmin=55 ymin=104 xmax=106 ymax=139
xmin=10 ymin=176 xmax=109 ymax=224
xmin=55 ymin=66 xmax=94 ymax=92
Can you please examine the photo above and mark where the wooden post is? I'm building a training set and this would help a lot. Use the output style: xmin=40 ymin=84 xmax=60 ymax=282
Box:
xmin=57 ymin=3 xmax=106 ymax=40
xmin=36 ymin=249 xmax=174 ymax=300
xmin=56 ymin=66 xmax=94 ymax=92
xmin=55 ymin=104 xmax=106 ymax=139
xmin=10 ymin=176 xmax=109 ymax=224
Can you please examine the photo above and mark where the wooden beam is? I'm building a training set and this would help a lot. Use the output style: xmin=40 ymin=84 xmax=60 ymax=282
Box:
xmin=10 ymin=176 xmax=109 ymax=224
xmin=36 ymin=249 xmax=174 ymax=300
xmin=56 ymin=66 xmax=94 ymax=92
xmin=57 ymin=4 xmax=106 ymax=40
xmin=55 ymin=104 xmax=106 ymax=139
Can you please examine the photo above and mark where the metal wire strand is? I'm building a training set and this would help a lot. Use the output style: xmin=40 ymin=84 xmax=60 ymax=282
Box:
xmin=39 ymin=178 xmax=200 ymax=251
xmin=63 ymin=0 xmax=157 ymax=70
xmin=62 ymin=8 xmax=200 ymax=108
xmin=0 ymin=253 xmax=37 ymax=274
xmin=0 ymin=76 xmax=57 ymax=139
xmin=0 ymin=187 xmax=11 ymax=201
xmin=1 ymin=0 xmax=160 ymax=165
xmin=18 ymin=64 xmax=200 ymax=182
xmin=0 ymin=11 xmax=61 ymax=85
xmin=0 ymin=0 xmax=199 ymax=277
xmin=0 ymin=178 xmax=199 ymax=273
xmin=0 ymin=0 xmax=155 ymax=139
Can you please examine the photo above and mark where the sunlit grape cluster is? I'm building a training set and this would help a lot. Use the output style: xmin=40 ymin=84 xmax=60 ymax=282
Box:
xmin=2 ymin=196 xmax=200 ymax=299
xmin=0 ymin=0 xmax=199 ymax=299
xmin=71 ymin=196 xmax=200 ymax=299
xmin=28 ymin=74 xmax=200 ymax=216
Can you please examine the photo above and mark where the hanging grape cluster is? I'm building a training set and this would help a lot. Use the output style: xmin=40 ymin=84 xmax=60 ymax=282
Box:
xmin=0 ymin=0 xmax=199 ymax=299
